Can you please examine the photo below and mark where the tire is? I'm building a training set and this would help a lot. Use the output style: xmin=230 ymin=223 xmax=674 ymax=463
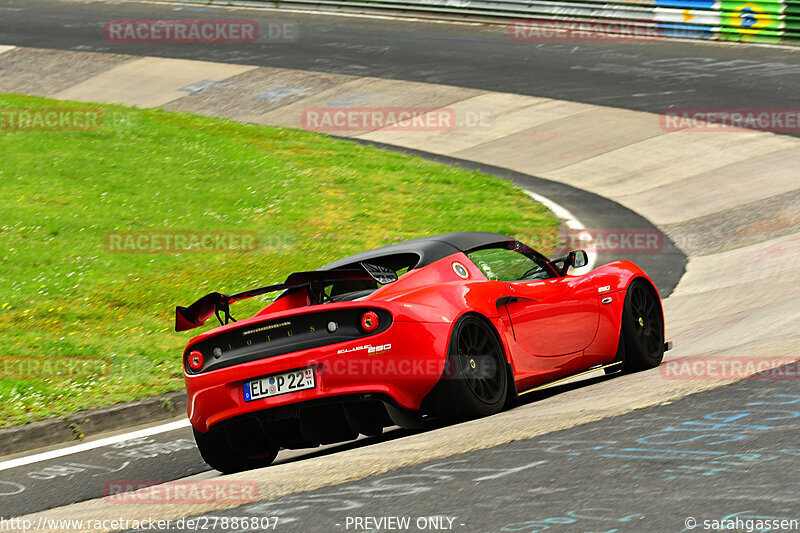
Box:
xmin=428 ymin=315 xmax=508 ymax=421
xmin=193 ymin=425 xmax=278 ymax=474
xmin=620 ymin=279 xmax=665 ymax=371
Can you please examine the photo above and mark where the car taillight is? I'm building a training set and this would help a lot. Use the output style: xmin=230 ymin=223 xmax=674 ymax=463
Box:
xmin=360 ymin=311 xmax=380 ymax=333
xmin=188 ymin=350 xmax=204 ymax=372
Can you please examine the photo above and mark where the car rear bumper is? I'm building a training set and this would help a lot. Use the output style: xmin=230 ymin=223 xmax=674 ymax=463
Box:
xmin=186 ymin=321 xmax=451 ymax=433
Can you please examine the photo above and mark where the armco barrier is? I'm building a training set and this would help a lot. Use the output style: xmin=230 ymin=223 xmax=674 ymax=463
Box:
xmin=181 ymin=0 xmax=799 ymax=43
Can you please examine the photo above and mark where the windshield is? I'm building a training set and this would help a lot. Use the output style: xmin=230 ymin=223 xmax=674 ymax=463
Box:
xmin=467 ymin=244 xmax=555 ymax=281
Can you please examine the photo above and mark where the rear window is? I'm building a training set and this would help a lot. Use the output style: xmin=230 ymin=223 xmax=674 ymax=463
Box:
xmin=325 ymin=253 xmax=420 ymax=301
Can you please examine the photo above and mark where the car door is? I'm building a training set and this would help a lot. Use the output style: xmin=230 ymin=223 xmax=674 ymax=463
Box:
xmin=467 ymin=245 xmax=599 ymax=357
xmin=505 ymin=276 xmax=599 ymax=356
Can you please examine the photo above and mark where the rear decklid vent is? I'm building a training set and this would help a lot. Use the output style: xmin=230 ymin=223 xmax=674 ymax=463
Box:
xmin=184 ymin=308 xmax=392 ymax=374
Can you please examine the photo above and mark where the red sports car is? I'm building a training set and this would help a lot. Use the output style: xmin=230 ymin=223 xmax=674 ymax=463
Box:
xmin=176 ymin=232 xmax=668 ymax=472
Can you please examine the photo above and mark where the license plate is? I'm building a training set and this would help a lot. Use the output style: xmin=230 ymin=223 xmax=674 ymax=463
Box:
xmin=243 ymin=368 xmax=315 ymax=402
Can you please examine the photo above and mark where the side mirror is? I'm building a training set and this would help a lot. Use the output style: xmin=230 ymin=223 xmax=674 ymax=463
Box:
xmin=570 ymin=250 xmax=588 ymax=269
xmin=551 ymin=250 xmax=589 ymax=276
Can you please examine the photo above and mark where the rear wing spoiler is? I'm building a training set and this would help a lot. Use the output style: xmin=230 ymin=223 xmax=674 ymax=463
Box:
xmin=174 ymin=263 xmax=397 ymax=332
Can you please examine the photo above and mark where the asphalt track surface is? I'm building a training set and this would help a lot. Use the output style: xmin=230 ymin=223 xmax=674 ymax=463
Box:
xmin=0 ymin=0 xmax=799 ymax=123
xmin=128 ymin=366 xmax=800 ymax=533
xmin=0 ymin=421 xmax=422 ymax=517
xmin=0 ymin=0 xmax=797 ymax=528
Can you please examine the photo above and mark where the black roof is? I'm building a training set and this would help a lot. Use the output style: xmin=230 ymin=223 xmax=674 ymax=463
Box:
xmin=321 ymin=232 xmax=515 ymax=271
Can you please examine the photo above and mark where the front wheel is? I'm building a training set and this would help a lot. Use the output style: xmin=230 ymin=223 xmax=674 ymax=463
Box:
xmin=621 ymin=279 xmax=665 ymax=371
xmin=428 ymin=315 xmax=508 ymax=421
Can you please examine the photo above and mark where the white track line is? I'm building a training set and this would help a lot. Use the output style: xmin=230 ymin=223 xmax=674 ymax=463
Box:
xmin=524 ymin=189 xmax=596 ymax=272
xmin=0 ymin=419 xmax=190 ymax=472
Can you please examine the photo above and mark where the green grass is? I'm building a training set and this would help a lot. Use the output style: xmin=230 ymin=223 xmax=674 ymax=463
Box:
xmin=0 ymin=93 xmax=558 ymax=428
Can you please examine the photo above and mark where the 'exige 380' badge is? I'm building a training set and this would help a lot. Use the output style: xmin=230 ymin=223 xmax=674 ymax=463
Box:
xmin=452 ymin=261 xmax=469 ymax=279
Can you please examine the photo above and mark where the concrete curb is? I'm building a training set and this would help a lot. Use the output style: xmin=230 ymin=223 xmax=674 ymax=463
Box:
xmin=0 ymin=390 xmax=187 ymax=457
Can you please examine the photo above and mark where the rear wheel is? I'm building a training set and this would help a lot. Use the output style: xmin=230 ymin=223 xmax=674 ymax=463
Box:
xmin=193 ymin=425 xmax=278 ymax=474
xmin=428 ymin=315 xmax=508 ymax=421
xmin=621 ymin=279 xmax=664 ymax=371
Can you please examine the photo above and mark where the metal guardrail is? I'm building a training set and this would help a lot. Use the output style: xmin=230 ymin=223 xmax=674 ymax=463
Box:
xmin=190 ymin=0 xmax=799 ymax=43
